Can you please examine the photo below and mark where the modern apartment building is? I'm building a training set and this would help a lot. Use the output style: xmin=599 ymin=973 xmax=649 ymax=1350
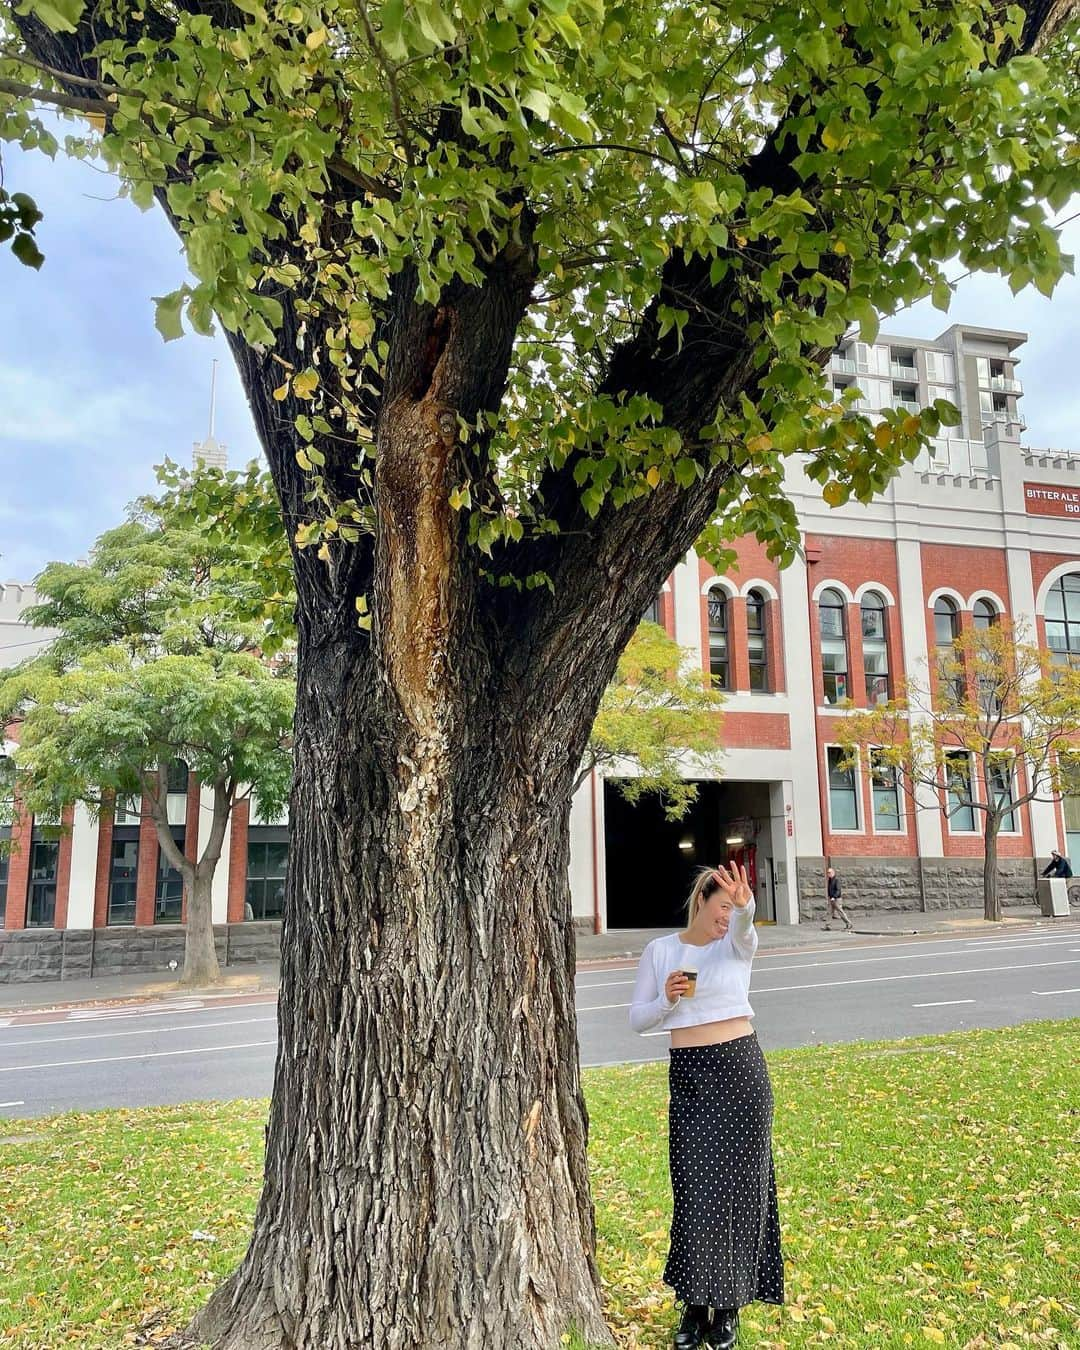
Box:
xmin=3 ymin=323 xmax=1079 ymax=980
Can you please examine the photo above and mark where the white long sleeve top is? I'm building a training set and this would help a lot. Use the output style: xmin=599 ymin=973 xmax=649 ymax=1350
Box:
xmin=628 ymin=901 xmax=758 ymax=1034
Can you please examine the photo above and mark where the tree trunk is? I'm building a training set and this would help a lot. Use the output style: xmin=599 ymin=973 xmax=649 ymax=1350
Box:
xmin=189 ymin=623 xmax=611 ymax=1350
xmin=182 ymin=867 xmax=221 ymax=986
xmin=983 ymin=816 xmax=1003 ymax=923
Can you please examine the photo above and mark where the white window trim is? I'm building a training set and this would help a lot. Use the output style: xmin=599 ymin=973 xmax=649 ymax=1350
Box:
xmin=943 ymin=749 xmax=982 ymax=836
xmin=825 ymin=744 xmax=863 ymax=834
xmin=869 ymin=748 xmax=905 ymax=835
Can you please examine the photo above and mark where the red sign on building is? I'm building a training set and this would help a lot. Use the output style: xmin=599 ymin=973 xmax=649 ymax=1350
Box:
xmin=1023 ymin=483 xmax=1080 ymax=517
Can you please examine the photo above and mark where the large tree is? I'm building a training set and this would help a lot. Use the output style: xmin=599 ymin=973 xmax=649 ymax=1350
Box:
xmin=2 ymin=1 xmax=1078 ymax=1346
xmin=0 ymin=462 xmax=294 ymax=985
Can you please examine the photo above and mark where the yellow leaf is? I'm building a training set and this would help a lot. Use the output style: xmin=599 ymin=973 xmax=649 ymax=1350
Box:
xmin=317 ymin=542 xmax=331 ymax=562
xmin=323 ymin=517 xmax=339 ymax=533
xmin=902 ymin=414 xmax=921 ymax=436
xmin=823 ymin=481 xmax=846 ymax=507
xmin=306 ymin=26 xmax=328 ymax=49
xmin=646 ymin=466 xmax=661 ymax=488
xmin=295 ymin=449 xmax=313 ymax=471
xmin=293 ymin=370 xmax=319 ymax=399
xmin=207 ymin=188 xmax=228 ymax=213
xmin=272 ymin=382 xmax=290 ymax=401
xmin=874 ymin=422 xmax=893 ymax=449
xmin=746 ymin=433 xmax=773 ymax=454
xmin=833 ymin=239 xmax=847 ymax=255
xmin=920 ymin=1331 xmax=945 ymax=1345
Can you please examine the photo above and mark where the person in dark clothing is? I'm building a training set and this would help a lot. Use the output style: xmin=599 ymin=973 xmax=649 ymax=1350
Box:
xmin=1041 ymin=849 xmax=1073 ymax=879
xmin=823 ymin=867 xmax=853 ymax=931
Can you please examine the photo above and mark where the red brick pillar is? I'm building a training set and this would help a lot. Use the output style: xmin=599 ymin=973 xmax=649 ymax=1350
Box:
xmin=729 ymin=596 xmax=749 ymax=692
xmin=227 ymin=797 xmax=250 ymax=924
xmin=847 ymin=602 xmax=866 ymax=707
xmin=765 ymin=597 xmax=785 ymax=693
xmin=92 ymin=801 xmax=115 ymax=928
xmin=134 ymin=798 xmax=159 ymax=927
xmin=4 ymin=799 xmax=32 ymax=930
xmin=53 ymin=804 xmax=75 ymax=931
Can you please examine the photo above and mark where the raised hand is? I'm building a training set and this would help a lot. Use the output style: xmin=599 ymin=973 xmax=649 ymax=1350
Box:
xmin=712 ymin=862 xmax=752 ymax=908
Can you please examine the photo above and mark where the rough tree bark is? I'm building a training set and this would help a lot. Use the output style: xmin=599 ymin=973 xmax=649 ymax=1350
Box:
xmin=149 ymin=772 xmax=232 ymax=987
xmin=983 ymin=815 xmax=1003 ymax=923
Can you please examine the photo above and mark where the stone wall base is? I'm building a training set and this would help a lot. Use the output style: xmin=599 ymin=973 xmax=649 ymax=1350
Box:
xmin=795 ymin=856 xmax=1041 ymax=921
xmin=0 ymin=922 xmax=283 ymax=984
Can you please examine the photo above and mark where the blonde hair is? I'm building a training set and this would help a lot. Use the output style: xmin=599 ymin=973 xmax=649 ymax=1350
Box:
xmin=685 ymin=867 xmax=721 ymax=925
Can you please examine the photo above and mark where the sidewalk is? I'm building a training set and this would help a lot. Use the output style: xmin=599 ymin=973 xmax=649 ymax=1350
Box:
xmin=1 ymin=905 xmax=1075 ymax=1014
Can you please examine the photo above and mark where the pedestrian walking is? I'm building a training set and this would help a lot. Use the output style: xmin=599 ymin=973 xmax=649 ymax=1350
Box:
xmin=1041 ymin=849 xmax=1073 ymax=879
xmin=630 ymin=863 xmax=784 ymax=1349
xmin=823 ymin=866 xmax=853 ymax=931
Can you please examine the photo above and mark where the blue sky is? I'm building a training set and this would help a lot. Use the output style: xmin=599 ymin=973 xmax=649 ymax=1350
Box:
xmin=2 ymin=141 xmax=1078 ymax=582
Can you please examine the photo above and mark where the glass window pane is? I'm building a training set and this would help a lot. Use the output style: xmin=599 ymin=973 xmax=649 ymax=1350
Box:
xmin=1046 ymin=586 xmax=1066 ymax=620
xmin=819 ymin=600 xmax=845 ymax=638
xmin=108 ymin=838 xmax=139 ymax=925
xmin=861 ymin=601 xmax=885 ymax=639
xmin=166 ymin=760 xmax=189 ymax=794
xmin=946 ymin=754 xmax=976 ymax=831
xmin=827 ymin=750 xmax=858 ymax=830
xmin=1046 ymin=622 xmax=1068 ymax=651
xmin=707 ymin=594 xmax=727 ymax=632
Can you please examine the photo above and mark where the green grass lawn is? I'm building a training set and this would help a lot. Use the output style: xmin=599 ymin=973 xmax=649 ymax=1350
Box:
xmin=1 ymin=1022 xmax=1077 ymax=1348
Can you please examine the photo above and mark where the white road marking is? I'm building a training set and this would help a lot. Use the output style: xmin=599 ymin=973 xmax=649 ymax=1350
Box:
xmin=68 ymin=1001 xmax=206 ymax=1020
xmin=755 ymin=937 xmax=1079 ymax=973
xmin=1031 ymin=987 xmax=1080 ymax=996
xmin=912 ymin=1000 xmax=975 ymax=1008
xmin=577 ymin=957 xmax=1080 ymax=1011
xmin=0 ymin=1016 xmax=275 ymax=1049
xmin=752 ymin=958 xmax=1080 ymax=995
xmin=0 ymin=1040 xmax=277 ymax=1074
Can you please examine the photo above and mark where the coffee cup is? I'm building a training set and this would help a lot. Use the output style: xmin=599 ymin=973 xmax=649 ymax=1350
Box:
xmin=680 ymin=967 xmax=698 ymax=998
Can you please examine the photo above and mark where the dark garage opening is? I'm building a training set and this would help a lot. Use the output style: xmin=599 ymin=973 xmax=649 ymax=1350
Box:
xmin=604 ymin=779 xmax=774 ymax=929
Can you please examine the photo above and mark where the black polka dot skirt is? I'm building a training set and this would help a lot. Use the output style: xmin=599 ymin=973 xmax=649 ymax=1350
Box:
xmin=664 ymin=1034 xmax=784 ymax=1309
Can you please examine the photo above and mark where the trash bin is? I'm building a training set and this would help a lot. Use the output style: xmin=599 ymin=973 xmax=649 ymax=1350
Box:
xmin=1037 ymin=878 xmax=1070 ymax=917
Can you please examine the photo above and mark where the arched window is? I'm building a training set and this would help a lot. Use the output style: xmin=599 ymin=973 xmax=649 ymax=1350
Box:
xmin=707 ymin=590 xmax=728 ymax=689
xmin=972 ymin=598 xmax=998 ymax=631
xmin=933 ymin=596 xmax=963 ymax=702
xmin=819 ymin=589 xmax=849 ymax=704
xmin=746 ymin=589 xmax=768 ymax=692
xmin=861 ymin=591 xmax=889 ymax=704
xmin=1045 ymin=573 xmax=1080 ymax=664
xmin=166 ymin=759 xmax=189 ymax=795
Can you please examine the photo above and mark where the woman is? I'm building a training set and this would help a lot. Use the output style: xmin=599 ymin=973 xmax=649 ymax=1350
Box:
xmin=630 ymin=863 xmax=783 ymax=1349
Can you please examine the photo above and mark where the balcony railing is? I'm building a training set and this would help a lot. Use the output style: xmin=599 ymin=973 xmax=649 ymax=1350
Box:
xmin=989 ymin=375 xmax=1022 ymax=393
xmin=890 ymin=361 xmax=918 ymax=380
xmin=893 ymin=395 xmax=920 ymax=411
xmin=831 ymin=355 xmax=857 ymax=374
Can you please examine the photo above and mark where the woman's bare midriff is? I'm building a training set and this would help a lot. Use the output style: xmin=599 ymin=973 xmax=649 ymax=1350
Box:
xmin=670 ymin=1016 xmax=754 ymax=1048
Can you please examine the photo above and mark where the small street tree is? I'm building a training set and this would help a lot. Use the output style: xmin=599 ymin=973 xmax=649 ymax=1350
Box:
xmin=836 ymin=622 xmax=1080 ymax=923
xmin=0 ymin=463 xmax=295 ymax=984
xmin=582 ymin=620 xmax=724 ymax=819
xmin=2 ymin=0 xmax=1078 ymax=1343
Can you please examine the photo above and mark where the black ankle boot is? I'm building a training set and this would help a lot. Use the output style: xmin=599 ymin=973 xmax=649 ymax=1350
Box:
xmin=673 ymin=1303 xmax=710 ymax=1349
xmin=706 ymin=1307 xmax=739 ymax=1349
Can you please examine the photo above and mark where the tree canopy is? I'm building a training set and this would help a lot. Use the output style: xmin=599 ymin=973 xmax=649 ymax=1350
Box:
xmin=0 ymin=464 xmax=295 ymax=981
xmin=3 ymin=0 xmax=1078 ymax=593
xmin=585 ymin=619 xmax=725 ymax=818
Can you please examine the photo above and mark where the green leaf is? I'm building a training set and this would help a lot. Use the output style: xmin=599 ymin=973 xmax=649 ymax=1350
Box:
xmin=11 ymin=231 xmax=44 ymax=269
xmin=152 ymin=291 xmax=186 ymax=342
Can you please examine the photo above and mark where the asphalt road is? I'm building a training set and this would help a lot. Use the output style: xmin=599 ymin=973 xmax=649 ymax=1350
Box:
xmin=2 ymin=928 xmax=1078 ymax=1119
